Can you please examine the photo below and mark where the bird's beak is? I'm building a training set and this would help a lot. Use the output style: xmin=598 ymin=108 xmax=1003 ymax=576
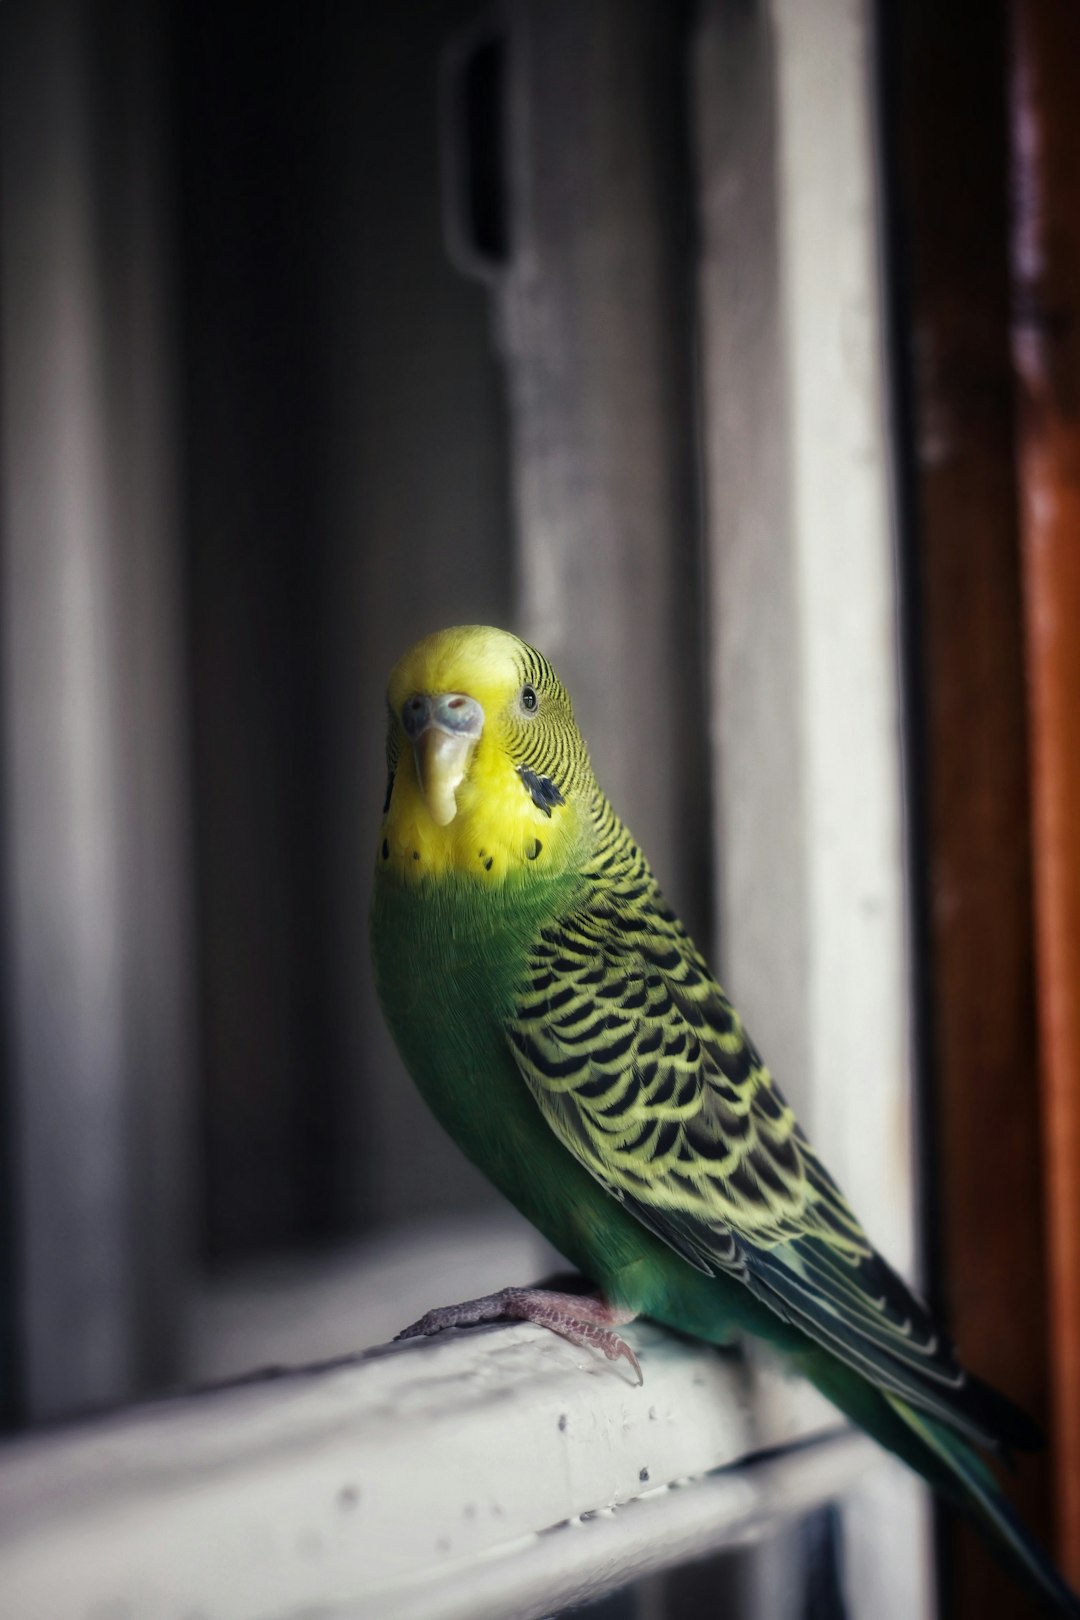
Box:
xmin=401 ymin=692 xmax=484 ymax=827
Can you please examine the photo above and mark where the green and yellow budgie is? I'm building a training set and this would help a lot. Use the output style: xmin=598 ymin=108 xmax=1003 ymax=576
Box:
xmin=370 ymin=624 xmax=1078 ymax=1616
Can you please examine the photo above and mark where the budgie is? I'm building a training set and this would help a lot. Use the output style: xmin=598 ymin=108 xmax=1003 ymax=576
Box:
xmin=370 ymin=624 xmax=1078 ymax=1616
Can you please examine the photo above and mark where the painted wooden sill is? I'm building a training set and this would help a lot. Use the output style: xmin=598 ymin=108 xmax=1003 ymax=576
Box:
xmin=0 ymin=1312 xmax=875 ymax=1620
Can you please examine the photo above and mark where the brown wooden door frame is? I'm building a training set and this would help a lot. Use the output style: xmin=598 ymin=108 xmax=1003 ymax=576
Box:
xmin=881 ymin=1 xmax=1060 ymax=1613
xmin=1008 ymin=0 xmax=1080 ymax=1587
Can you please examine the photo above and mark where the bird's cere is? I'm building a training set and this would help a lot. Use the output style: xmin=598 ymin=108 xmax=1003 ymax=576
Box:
xmin=403 ymin=690 xmax=484 ymax=827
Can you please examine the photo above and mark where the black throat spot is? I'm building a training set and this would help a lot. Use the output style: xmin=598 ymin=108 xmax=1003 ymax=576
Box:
xmin=518 ymin=766 xmax=565 ymax=817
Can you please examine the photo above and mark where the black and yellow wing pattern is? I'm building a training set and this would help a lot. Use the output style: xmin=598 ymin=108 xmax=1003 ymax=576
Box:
xmin=506 ymin=832 xmax=1037 ymax=1454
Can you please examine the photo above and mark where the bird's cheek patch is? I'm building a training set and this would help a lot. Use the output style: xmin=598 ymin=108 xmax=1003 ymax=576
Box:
xmin=518 ymin=766 xmax=566 ymax=817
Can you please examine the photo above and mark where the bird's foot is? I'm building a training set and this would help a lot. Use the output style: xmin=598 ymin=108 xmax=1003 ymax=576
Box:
xmin=395 ymin=1285 xmax=642 ymax=1384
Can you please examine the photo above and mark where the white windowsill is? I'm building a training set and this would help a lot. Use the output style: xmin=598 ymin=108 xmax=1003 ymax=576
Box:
xmin=0 ymin=1222 xmax=879 ymax=1620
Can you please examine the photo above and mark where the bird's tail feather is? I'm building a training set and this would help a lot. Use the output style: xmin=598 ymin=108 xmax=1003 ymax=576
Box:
xmin=886 ymin=1393 xmax=1080 ymax=1620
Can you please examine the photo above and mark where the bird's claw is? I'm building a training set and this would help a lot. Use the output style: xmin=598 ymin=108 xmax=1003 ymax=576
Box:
xmin=395 ymin=1285 xmax=642 ymax=1384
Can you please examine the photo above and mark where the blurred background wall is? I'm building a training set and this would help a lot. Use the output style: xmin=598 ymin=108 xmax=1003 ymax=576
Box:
xmin=1 ymin=2 xmax=1078 ymax=1617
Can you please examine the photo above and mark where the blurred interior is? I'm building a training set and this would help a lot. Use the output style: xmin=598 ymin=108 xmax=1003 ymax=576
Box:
xmin=1 ymin=2 xmax=1078 ymax=1617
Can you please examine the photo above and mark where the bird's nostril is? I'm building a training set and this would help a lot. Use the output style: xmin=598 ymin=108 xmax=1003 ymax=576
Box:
xmin=405 ymin=691 xmax=481 ymax=740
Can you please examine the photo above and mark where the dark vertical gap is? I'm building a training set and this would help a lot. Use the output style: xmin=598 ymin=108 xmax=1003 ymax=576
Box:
xmin=872 ymin=0 xmax=946 ymax=1591
xmin=801 ymin=1502 xmax=849 ymax=1620
xmin=870 ymin=0 xmax=943 ymax=1332
xmin=872 ymin=2 xmax=954 ymax=1600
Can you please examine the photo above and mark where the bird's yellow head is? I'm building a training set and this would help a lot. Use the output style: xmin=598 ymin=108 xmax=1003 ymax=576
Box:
xmin=378 ymin=626 xmax=593 ymax=882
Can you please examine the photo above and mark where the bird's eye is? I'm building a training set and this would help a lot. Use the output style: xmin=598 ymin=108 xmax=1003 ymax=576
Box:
xmin=520 ymin=684 xmax=538 ymax=713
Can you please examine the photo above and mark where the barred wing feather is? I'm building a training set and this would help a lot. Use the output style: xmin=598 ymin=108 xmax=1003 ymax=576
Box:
xmin=506 ymin=879 xmax=1038 ymax=1455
